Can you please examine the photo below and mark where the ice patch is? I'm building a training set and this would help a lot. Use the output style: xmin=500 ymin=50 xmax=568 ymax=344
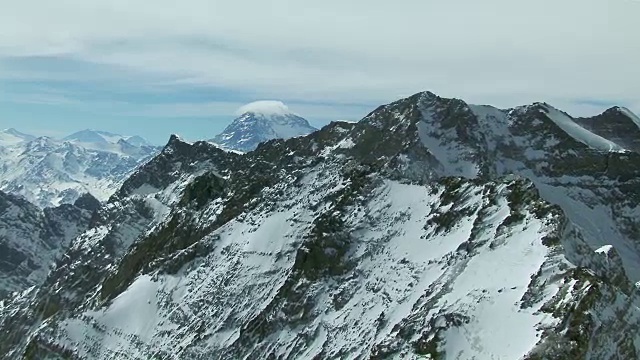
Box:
xmin=596 ymin=245 xmax=614 ymax=254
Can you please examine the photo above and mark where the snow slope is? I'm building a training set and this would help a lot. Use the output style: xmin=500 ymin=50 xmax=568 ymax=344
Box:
xmin=23 ymin=170 xmax=570 ymax=359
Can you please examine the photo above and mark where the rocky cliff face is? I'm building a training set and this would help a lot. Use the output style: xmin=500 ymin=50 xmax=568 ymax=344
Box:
xmin=1 ymin=92 xmax=640 ymax=359
xmin=574 ymin=106 xmax=640 ymax=153
xmin=0 ymin=191 xmax=94 ymax=299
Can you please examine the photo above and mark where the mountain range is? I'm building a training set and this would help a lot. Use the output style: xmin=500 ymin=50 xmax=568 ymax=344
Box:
xmin=1 ymin=92 xmax=640 ymax=359
xmin=0 ymin=129 xmax=160 ymax=208
xmin=0 ymin=102 xmax=314 ymax=209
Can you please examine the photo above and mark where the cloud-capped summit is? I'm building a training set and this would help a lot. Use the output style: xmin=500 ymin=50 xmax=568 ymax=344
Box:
xmin=212 ymin=100 xmax=317 ymax=152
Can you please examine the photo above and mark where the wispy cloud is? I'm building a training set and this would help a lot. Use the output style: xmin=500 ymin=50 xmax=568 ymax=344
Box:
xmin=117 ymin=99 xmax=371 ymax=123
xmin=0 ymin=0 xmax=639 ymax=128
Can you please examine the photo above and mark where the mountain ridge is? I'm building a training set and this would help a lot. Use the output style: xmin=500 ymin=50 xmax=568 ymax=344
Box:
xmin=1 ymin=91 xmax=640 ymax=359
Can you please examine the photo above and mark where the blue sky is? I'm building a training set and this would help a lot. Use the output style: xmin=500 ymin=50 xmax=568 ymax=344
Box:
xmin=0 ymin=56 xmax=375 ymax=144
xmin=1 ymin=0 xmax=638 ymax=145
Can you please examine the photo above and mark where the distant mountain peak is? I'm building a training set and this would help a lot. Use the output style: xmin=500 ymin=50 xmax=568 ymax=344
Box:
xmin=212 ymin=101 xmax=317 ymax=152
xmin=613 ymin=106 xmax=640 ymax=127
xmin=63 ymin=129 xmax=109 ymax=144
xmin=572 ymin=106 xmax=640 ymax=152
xmin=0 ymin=128 xmax=36 ymax=146
xmin=63 ymin=129 xmax=151 ymax=147
xmin=122 ymin=135 xmax=150 ymax=147
xmin=2 ymin=128 xmax=34 ymax=138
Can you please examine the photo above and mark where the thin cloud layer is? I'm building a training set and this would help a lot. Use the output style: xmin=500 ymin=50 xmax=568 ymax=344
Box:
xmin=0 ymin=0 xmax=638 ymax=116
xmin=236 ymin=101 xmax=293 ymax=116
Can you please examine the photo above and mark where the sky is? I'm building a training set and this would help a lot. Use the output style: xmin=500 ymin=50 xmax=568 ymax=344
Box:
xmin=0 ymin=0 xmax=639 ymax=144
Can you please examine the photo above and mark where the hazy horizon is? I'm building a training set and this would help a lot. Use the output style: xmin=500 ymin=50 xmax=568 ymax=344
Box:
xmin=1 ymin=0 xmax=639 ymax=144
xmin=3 ymin=94 xmax=638 ymax=145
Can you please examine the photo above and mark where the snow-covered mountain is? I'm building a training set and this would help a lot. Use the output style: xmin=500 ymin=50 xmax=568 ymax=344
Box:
xmin=0 ymin=129 xmax=159 ymax=208
xmin=211 ymin=100 xmax=317 ymax=152
xmin=64 ymin=129 xmax=151 ymax=152
xmin=2 ymin=92 xmax=640 ymax=359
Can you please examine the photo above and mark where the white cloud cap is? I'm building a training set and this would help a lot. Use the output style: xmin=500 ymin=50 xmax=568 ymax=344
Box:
xmin=236 ymin=101 xmax=294 ymax=116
